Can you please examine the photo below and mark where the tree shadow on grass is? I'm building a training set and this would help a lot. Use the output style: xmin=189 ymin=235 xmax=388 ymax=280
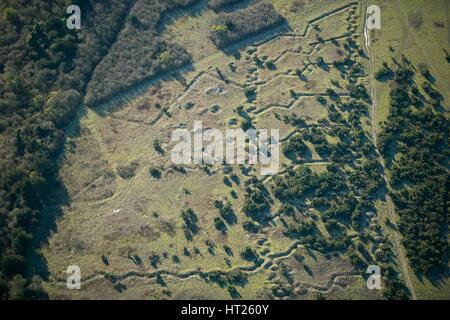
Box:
xmin=26 ymin=180 xmax=70 ymax=282
xmin=416 ymin=265 xmax=450 ymax=289
xmin=221 ymin=22 xmax=293 ymax=57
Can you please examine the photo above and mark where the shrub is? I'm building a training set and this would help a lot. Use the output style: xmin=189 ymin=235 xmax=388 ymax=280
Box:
xmin=117 ymin=161 xmax=139 ymax=179
xmin=209 ymin=2 xmax=285 ymax=48
xmin=208 ymin=0 xmax=243 ymax=10
xmin=149 ymin=167 xmax=161 ymax=179
xmin=85 ymin=0 xmax=197 ymax=106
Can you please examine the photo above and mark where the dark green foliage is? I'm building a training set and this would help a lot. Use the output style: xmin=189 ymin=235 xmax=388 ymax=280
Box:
xmin=0 ymin=0 xmax=107 ymax=299
xmin=85 ymin=0 xmax=198 ymax=106
xmin=322 ymin=193 xmax=357 ymax=221
xmin=283 ymin=134 xmax=308 ymax=159
xmin=327 ymin=104 xmax=342 ymax=122
xmin=242 ymin=220 xmax=261 ymax=233
xmin=209 ymin=2 xmax=285 ymax=48
xmin=282 ymin=113 xmax=306 ymax=127
xmin=117 ymin=160 xmax=139 ymax=179
xmin=208 ymin=0 xmax=243 ymax=10
xmin=377 ymin=251 xmax=410 ymax=300
xmin=277 ymin=203 xmax=295 ymax=217
xmin=214 ymin=217 xmax=227 ymax=233
xmin=422 ymin=81 xmax=442 ymax=101
xmin=225 ymin=269 xmax=247 ymax=285
xmin=242 ymin=183 xmax=270 ymax=223
xmin=348 ymin=159 xmax=385 ymax=196
xmin=240 ymin=246 xmax=258 ymax=261
xmin=0 ymin=0 xmax=198 ymax=299
xmin=181 ymin=208 xmax=198 ymax=237
xmin=271 ymin=166 xmax=347 ymax=201
xmin=284 ymin=220 xmax=315 ymax=237
xmin=348 ymin=249 xmax=366 ymax=270
xmin=149 ymin=252 xmax=161 ymax=268
xmin=379 ymin=61 xmax=449 ymax=274
xmin=349 ymin=83 xmax=370 ymax=102
xmin=149 ymin=167 xmax=161 ymax=179
xmin=301 ymin=127 xmax=332 ymax=158
xmin=216 ymin=200 xmax=237 ymax=224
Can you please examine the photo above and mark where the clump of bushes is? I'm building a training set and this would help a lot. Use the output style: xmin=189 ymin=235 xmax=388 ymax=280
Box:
xmin=209 ymin=2 xmax=285 ymax=48
xmin=85 ymin=0 xmax=197 ymax=106
xmin=117 ymin=160 xmax=139 ymax=179
xmin=375 ymin=63 xmax=393 ymax=81
xmin=208 ymin=0 xmax=243 ymax=10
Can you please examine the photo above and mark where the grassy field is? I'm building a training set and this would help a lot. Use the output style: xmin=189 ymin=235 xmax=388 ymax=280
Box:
xmin=370 ymin=0 xmax=450 ymax=131
xmin=369 ymin=0 xmax=450 ymax=299
xmin=39 ymin=0 xmax=446 ymax=300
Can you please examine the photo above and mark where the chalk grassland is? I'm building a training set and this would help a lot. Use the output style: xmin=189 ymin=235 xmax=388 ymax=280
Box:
xmin=272 ymin=0 xmax=355 ymax=34
xmin=369 ymin=0 xmax=450 ymax=299
xmin=370 ymin=0 xmax=450 ymax=131
xmin=43 ymin=0 xmax=385 ymax=300
xmin=46 ymin=254 xmax=377 ymax=300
